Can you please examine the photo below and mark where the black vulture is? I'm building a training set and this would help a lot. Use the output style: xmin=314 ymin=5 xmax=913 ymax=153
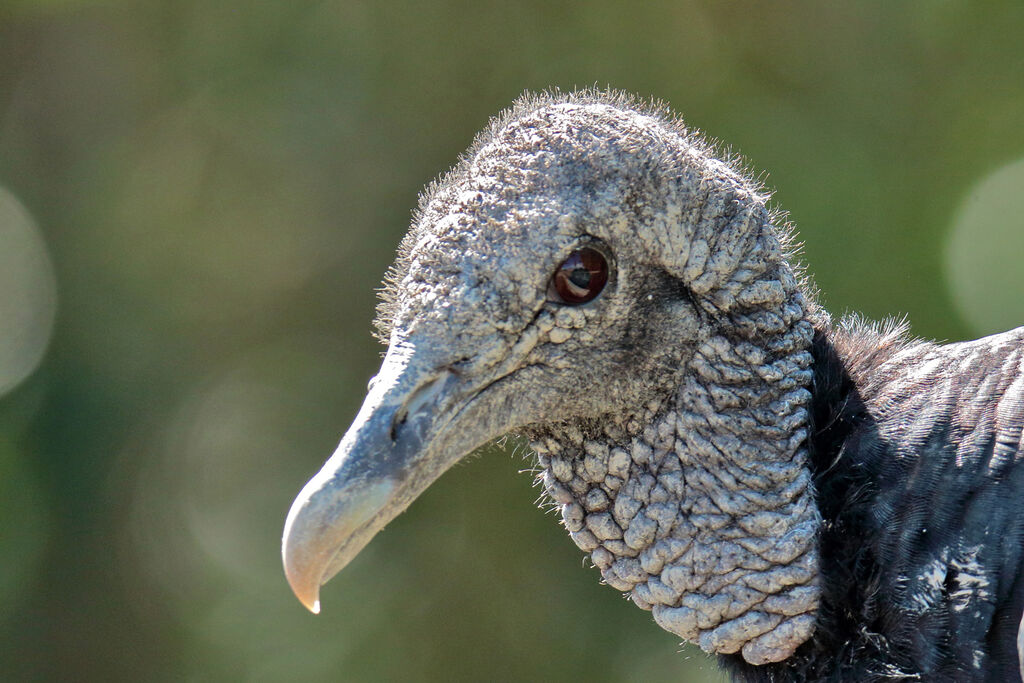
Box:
xmin=282 ymin=90 xmax=1024 ymax=681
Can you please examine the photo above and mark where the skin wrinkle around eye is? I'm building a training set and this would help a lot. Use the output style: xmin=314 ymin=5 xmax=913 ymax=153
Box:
xmin=462 ymin=240 xmax=616 ymax=382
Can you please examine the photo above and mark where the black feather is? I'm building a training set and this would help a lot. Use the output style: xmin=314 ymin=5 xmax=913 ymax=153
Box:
xmin=720 ymin=318 xmax=1024 ymax=682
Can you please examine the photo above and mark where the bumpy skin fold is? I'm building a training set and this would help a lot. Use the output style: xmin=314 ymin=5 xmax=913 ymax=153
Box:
xmin=282 ymin=90 xmax=1024 ymax=681
xmin=528 ymin=282 xmax=821 ymax=664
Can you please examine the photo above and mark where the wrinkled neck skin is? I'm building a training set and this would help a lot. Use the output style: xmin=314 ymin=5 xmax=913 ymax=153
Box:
xmin=528 ymin=285 xmax=821 ymax=665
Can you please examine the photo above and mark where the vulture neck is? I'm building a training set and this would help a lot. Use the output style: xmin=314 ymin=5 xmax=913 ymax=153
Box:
xmin=532 ymin=283 xmax=822 ymax=665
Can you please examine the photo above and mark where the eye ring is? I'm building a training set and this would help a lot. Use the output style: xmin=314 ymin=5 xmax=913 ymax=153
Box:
xmin=547 ymin=244 xmax=611 ymax=305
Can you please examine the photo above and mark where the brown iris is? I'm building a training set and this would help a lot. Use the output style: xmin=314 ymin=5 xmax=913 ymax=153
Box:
xmin=548 ymin=245 xmax=610 ymax=305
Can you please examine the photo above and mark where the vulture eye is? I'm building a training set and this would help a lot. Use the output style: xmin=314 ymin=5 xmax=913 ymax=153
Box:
xmin=548 ymin=245 xmax=610 ymax=305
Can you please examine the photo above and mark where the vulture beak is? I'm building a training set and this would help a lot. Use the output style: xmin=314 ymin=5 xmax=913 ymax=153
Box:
xmin=281 ymin=342 xmax=476 ymax=613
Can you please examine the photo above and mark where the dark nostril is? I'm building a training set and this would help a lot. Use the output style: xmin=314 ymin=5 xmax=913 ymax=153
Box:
xmin=388 ymin=370 xmax=454 ymax=443
xmin=390 ymin=409 xmax=408 ymax=442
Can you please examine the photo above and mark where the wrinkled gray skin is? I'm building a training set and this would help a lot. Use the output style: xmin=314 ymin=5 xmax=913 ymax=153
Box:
xmin=283 ymin=91 xmax=821 ymax=665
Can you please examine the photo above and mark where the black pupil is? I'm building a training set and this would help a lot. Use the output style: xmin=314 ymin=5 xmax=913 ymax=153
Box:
xmin=569 ymin=268 xmax=591 ymax=288
xmin=550 ymin=246 xmax=609 ymax=304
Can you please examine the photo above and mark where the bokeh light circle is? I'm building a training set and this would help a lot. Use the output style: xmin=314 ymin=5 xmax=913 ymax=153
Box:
xmin=945 ymin=157 xmax=1024 ymax=336
xmin=0 ymin=186 xmax=57 ymax=397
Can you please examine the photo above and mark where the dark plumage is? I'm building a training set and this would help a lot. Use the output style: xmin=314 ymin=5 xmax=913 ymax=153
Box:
xmin=281 ymin=90 xmax=1024 ymax=681
xmin=722 ymin=319 xmax=1024 ymax=681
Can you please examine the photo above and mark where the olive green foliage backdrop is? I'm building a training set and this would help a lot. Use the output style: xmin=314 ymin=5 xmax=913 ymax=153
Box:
xmin=2 ymin=2 xmax=1024 ymax=681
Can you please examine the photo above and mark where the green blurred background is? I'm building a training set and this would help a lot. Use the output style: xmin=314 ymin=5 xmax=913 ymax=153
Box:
xmin=2 ymin=2 xmax=1024 ymax=681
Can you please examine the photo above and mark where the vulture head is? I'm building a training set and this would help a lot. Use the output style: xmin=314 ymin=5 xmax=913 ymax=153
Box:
xmin=284 ymin=91 xmax=823 ymax=666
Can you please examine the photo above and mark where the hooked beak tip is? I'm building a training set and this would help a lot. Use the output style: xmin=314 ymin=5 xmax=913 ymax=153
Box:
xmin=284 ymin=556 xmax=324 ymax=614
xmin=281 ymin=358 xmax=466 ymax=615
xmin=282 ymin=530 xmax=325 ymax=614
xmin=282 ymin=473 xmax=400 ymax=615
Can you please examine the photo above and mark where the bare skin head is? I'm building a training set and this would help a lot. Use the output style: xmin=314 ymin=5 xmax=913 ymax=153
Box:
xmin=283 ymin=91 xmax=821 ymax=665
